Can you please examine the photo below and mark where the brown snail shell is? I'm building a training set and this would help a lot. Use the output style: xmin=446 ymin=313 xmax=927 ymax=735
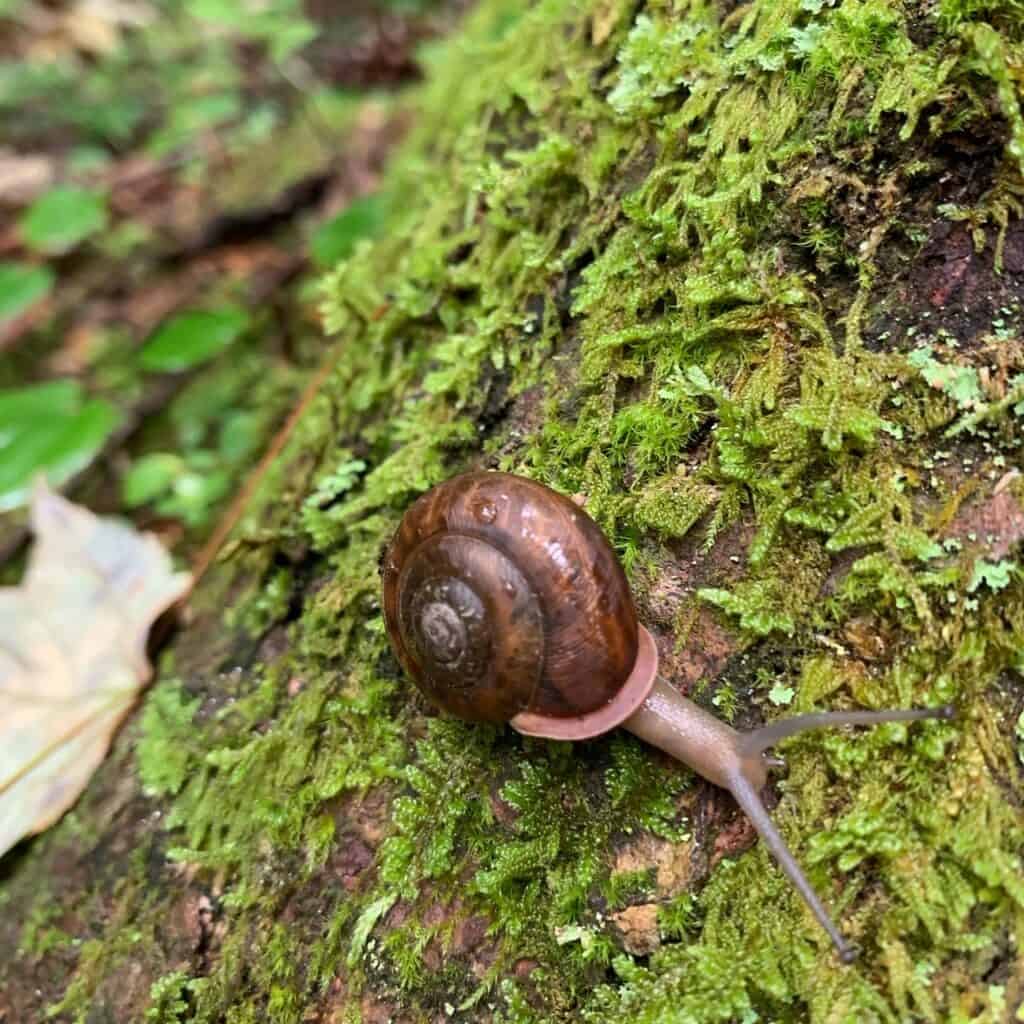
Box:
xmin=381 ymin=471 xmax=654 ymax=736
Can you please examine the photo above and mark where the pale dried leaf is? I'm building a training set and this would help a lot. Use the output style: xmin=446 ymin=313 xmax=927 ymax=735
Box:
xmin=0 ymin=150 xmax=55 ymax=206
xmin=64 ymin=0 xmax=154 ymax=54
xmin=25 ymin=0 xmax=153 ymax=58
xmin=64 ymin=6 xmax=121 ymax=55
xmin=0 ymin=483 xmax=190 ymax=857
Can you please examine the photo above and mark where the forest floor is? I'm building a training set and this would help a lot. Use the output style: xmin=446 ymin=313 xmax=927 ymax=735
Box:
xmin=0 ymin=0 xmax=469 ymax=573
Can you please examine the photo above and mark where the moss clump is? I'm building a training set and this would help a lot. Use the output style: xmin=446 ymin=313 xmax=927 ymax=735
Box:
xmin=9 ymin=0 xmax=1024 ymax=1021
xmin=137 ymin=679 xmax=203 ymax=799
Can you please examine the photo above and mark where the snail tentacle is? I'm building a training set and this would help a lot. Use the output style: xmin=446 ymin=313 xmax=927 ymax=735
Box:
xmin=736 ymin=705 xmax=956 ymax=760
xmin=727 ymin=771 xmax=858 ymax=965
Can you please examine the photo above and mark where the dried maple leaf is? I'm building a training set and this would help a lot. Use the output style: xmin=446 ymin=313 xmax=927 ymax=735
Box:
xmin=0 ymin=483 xmax=190 ymax=858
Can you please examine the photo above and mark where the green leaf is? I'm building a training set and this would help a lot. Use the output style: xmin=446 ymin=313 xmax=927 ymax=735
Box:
xmin=67 ymin=145 xmax=112 ymax=175
xmin=0 ymin=262 xmax=55 ymax=323
xmin=187 ymin=0 xmax=318 ymax=59
xmin=154 ymin=465 xmax=231 ymax=526
xmin=122 ymin=453 xmax=185 ymax=507
xmin=267 ymin=19 xmax=318 ymax=62
xmin=139 ymin=308 xmax=250 ymax=372
xmin=218 ymin=410 xmax=263 ymax=464
xmin=554 ymin=924 xmax=596 ymax=950
xmin=147 ymin=93 xmax=242 ymax=157
xmin=0 ymin=382 xmax=120 ymax=510
xmin=310 ymin=195 xmax=388 ymax=268
xmin=0 ymin=380 xmax=79 ymax=441
xmin=20 ymin=186 xmax=108 ymax=253
xmin=186 ymin=0 xmax=244 ymax=21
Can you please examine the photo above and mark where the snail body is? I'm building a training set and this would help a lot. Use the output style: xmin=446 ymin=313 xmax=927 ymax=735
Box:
xmin=382 ymin=470 xmax=954 ymax=964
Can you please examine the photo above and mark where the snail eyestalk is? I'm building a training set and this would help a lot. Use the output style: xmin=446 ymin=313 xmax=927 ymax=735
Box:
xmin=736 ymin=704 xmax=957 ymax=761
xmin=624 ymin=674 xmax=955 ymax=964
xmin=728 ymin=771 xmax=859 ymax=964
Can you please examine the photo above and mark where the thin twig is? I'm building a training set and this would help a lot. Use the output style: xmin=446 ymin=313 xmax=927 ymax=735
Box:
xmin=188 ymin=346 xmax=338 ymax=591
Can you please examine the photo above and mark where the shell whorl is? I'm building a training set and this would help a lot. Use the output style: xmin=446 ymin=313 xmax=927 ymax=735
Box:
xmin=381 ymin=471 xmax=640 ymax=725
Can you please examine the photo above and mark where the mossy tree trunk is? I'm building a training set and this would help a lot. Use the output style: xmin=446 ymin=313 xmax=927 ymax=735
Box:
xmin=4 ymin=1 xmax=1024 ymax=1021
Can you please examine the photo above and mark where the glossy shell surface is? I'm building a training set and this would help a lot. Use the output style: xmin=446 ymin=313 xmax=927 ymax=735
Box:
xmin=382 ymin=471 xmax=640 ymax=725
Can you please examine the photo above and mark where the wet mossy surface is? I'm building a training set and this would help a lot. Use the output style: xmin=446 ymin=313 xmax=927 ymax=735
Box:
xmin=4 ymin=0 xmax=1024 ymax=1021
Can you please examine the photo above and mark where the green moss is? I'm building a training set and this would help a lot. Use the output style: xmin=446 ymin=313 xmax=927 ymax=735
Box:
xmin=137 ymin=679 xmax=204 ymax=798
xmin=47 ymin=880 xmax=157 ymax=1022
xmin=16 ymin=895 xmax=71 ymax=960
xmin=145 ymin=971 xmax=195 ymax=1024
xmin=699 ymin=580 xmax=799 ymax=637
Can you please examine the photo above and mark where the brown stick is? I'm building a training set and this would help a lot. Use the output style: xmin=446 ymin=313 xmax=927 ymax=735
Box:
xmin=188 ymin=347 xmax=338 ymax=591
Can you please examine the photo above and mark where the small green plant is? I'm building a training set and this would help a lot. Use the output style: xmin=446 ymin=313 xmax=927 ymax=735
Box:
xmin=145 ymin=970 xmax=196 ymax=1023
xmin=300 ymin=455 xmax=368 ymax=545
xmin=967 ymin=558 xmax=1016 ymax=593
xmin=122 ymin=451 xmax=232 ymax=525
xmin=768 ymin=681 xmax=795 ymax=706
xmin=310 ymin=194 xmax=389 ymax=268
xmin=138 ymin=308 xmax=250 ymax=373
xmin=189 ymin=0 xmax=320 ymax=64
xmin=121 ymin=353 xmax=276 ymax=528
xmin=698 ymin=579 xmax=797 ymax=637
xmin=19 ymin=187 xmax=108 ymax=253
xmin=0 ymin=380 xmax=119 ymax=510
xmin=908 ymin=345 xmax=984 ymax=409
xmin=0 ymin=261 xmax=54 ymax=324
xmin=137 ymin=681 xmax=203 ymax=799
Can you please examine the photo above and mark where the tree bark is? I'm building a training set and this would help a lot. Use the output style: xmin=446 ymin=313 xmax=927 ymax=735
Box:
xmin=4 ymin=1 xmax=1024 ymax=1021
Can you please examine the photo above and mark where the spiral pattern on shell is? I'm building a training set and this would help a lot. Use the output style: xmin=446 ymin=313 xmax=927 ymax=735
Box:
xmin=381 ymin=471 xmax=640 ymax=725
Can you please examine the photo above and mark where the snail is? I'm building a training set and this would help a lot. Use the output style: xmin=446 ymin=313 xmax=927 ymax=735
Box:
xmin=380 ymin=470 xmax=954 ymax=963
